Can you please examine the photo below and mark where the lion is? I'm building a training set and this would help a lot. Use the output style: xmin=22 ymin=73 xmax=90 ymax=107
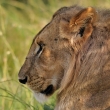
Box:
xmin=18 ymin=5 xmax=110 ymax=110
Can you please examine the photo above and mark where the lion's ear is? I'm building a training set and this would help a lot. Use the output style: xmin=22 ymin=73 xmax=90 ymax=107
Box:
xmin=70 ymin=7 xmax=97 ymax=30
xmin=60 ymin=7 xmax=97 ymax=50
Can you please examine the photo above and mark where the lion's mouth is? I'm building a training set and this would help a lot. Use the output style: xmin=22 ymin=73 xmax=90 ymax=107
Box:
xmin=40 ymin=84 xmax=54 ymax=96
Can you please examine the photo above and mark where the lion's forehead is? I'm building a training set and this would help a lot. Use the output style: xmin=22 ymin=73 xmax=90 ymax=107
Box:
xmin=35 ymin=24 xmax=58 ymax=44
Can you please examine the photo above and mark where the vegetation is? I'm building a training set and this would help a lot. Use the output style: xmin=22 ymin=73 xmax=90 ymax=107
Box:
xmin=0 ymin=0 xmax=110 ymax=110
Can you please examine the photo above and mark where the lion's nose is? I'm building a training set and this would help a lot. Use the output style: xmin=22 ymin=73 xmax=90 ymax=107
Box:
xmin=19 ymin=76 xmax=27 ymax=84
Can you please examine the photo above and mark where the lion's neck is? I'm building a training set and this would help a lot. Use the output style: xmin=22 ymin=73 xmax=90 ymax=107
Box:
xmin=55 ymin=39 xmax=110 ymax=110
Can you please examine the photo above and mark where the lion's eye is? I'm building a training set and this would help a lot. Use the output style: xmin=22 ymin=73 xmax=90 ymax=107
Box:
xmin=34 ymin=43 xmax=43 ymax=56
xmin=37 ymin=44 xmax=43 ymax=54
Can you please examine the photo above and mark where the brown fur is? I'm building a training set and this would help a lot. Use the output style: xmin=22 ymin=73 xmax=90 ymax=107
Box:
xmin=18 ymin=5 xmax=110 ymax=110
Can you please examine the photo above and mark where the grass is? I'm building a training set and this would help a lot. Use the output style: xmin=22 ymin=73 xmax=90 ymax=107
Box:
xmin=0 ymin=0 xmax=110 ymax=110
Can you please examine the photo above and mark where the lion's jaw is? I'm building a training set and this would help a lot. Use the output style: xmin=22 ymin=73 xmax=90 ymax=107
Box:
xmin=33 ymin=74 xmax=62 ymax=103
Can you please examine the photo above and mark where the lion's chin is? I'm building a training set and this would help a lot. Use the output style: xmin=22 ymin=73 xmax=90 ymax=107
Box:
xmin=33 ymin=92 xmax=48 ymax=103
xmin=33 ymin=84 xmax=54 ymax=103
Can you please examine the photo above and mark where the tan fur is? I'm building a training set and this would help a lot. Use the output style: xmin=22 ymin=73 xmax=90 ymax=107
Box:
xmin=18 ymin=5 xmax=110 ymax=110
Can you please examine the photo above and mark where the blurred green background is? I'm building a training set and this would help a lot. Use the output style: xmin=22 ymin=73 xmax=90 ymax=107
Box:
xmin=0 ymin=0 xmax=110 ymax=110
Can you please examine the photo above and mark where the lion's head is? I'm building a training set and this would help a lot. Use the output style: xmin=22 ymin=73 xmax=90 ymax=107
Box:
xmin=18 ymin=6 xmax=97 ymax=103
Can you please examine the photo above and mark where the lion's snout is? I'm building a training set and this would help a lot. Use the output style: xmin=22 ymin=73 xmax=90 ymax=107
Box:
xmin=18 ymin=65 xmax=29 ymax=84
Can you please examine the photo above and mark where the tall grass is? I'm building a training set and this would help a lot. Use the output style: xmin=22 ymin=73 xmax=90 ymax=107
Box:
xmin=0 ymin=0 xmax=110 ymax=110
